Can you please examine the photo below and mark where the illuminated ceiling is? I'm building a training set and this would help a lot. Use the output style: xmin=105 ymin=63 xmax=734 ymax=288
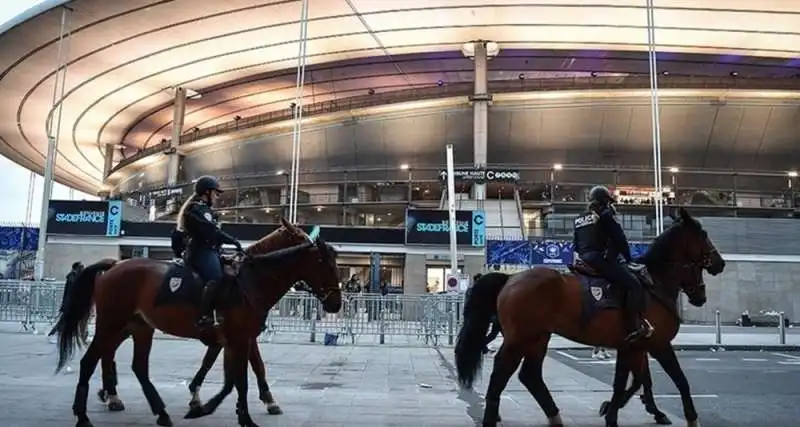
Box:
xmin=0 ymin=0 xmax=798 ymax=194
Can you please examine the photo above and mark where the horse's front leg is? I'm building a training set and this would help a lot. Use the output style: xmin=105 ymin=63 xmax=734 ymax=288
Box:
xmin=249 ymin=337 xmax=282 ymax=414
xmin=188 ymin=344 xmax=223 ymax=409
xmin=650 ymin=346 xmax=699 ymax=427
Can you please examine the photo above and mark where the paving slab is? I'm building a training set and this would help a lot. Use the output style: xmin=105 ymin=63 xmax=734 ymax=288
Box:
xmin=0 ymin=331 xmax=681 ymax=426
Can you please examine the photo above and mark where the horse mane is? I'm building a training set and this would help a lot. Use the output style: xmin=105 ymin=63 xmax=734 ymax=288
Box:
xmin=638 ymin=213 xmax=703 ymax=268
xmin=245 ymin=226 xmax=301 ymax=256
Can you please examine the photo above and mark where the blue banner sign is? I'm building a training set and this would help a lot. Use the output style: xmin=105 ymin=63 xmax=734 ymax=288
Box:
xmin=487 ymin=239 xmax=651 ymax=266
xmin=405 ymin=209 xmax=486 ymax=247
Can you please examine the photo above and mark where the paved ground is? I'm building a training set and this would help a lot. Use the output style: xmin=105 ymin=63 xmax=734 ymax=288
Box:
xmin=550 ymin=348 xmax=800 ymax=427
xmin=0 ymin=331 xmax=680 ymax=427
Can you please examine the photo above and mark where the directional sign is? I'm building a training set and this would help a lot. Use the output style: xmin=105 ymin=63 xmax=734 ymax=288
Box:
xmin=439 ymin=168 xmax=520 ymax=183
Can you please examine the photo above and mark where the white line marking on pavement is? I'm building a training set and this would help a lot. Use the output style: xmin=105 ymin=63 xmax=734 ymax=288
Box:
xmin=777 ymin=361 xmax=800 ymax=365
xmin=772 ymin=352 xmax=800 ymax=361
xmin=578 ymin=360 xmax=616 ymax=365
xmin=694 ymin=358 xmax=720 ymax=361
xmin=741 ymin=358 xmax=767 ymax=362
xmin=555 ymin=350 xmax=581 ymax=361
xmin=653 ymin=394 xmax=718 ymax=398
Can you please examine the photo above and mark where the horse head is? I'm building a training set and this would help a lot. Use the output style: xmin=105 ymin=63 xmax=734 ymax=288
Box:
xmin=659 ymin=207 xmax=725 ymax=306
xmin=243 ymin=217 xmax=342 ymax=313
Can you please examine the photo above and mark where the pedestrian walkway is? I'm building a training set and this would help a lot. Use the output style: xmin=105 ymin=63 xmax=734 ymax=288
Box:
xmin=0 ymin=332 xmax=680 ymax=426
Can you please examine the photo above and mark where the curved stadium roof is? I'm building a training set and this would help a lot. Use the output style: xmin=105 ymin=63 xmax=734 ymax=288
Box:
xmin=0 ymin=0 xmax=799 ymax=194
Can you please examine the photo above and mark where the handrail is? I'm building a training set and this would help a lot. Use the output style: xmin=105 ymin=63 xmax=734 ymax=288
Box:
xmin=108 ymin=75 xmax=800 ymax=175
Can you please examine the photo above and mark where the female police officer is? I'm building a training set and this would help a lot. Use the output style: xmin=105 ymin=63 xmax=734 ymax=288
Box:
xmin=176 ymin=175 xmax=243 ymax=330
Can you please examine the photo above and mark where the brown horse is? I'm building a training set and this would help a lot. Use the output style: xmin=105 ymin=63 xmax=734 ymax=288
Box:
xmin=56 ymin=261 xmax=284 ymax=415
xmin=52 ymin=219 xmax=341 ymax=427
xmin=455 ymin=208 xmax=725 ymax=427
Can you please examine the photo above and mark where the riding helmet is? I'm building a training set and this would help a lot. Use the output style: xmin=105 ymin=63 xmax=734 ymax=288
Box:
xmin=588 ymin=185 xmax=615 ymax=205
xmin=194 ymin=175 xmax=222 ymax=195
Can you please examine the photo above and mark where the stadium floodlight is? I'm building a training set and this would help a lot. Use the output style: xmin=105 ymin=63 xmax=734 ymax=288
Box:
xmin=275 ymin=170 xmax=285 ymax=175
xmin=789 ymin=171 xmax=798 ymax=178
xmin=399 ymin=163 xmax=409 ymax=170
xmin=669 ymin=167 xmax=679 ymax=173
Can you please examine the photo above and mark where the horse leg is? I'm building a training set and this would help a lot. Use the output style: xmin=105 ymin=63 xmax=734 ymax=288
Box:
xmin=187 ymin=343 xmax=222 ymax=409
xmin=73 ymin=322 xmax=127 ymax=427
xmin=184 ymin=347 xmax=236 ymax=419
xmin=631 ymin=352 xmax=672 ymax=425
xmin=249 ymin=338 xmax=282 ymax=414
xmin=98 ymin=328 xmax=131 ymax=412
xmin=482 ymin=342 xmax=523 ymax=427
xmin=517 ymin=334 xmax=563 ymax=426
xmin=599 ymin=369 xmax=642 ymax=416
xmin=129 ymin=327 xmax=173 ymax=427
xmin=231 ymin=339 xmax=258 ymax=427
xmin=603 ymin=348 xmax=633 ymax=427
xmin=650 ymin=346 xmax=699 ymax=427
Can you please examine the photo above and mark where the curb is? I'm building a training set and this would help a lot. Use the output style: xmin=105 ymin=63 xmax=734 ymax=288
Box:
xmin=554 ymin=344 xmax=800 ymax=352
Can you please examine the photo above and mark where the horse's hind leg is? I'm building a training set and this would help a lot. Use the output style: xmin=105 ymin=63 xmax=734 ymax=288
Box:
xmin=249 ymin=338 xmax=282 ymax=414
xmin=633 ymin=352 xmax=671 ymax=425
xmin=482 ymin=342 xmax=523 ymax=427
xmin=518 ymin=334 xmax=563 ymax=426
xmin=129 ymin=327 xmax=173 ymax=427
xmin=603 ymin=349 xmax=635 ymax=427
xmin=98 ymin=328 xmax=131 ymax=412
xmin=187 ymin=343 xmax=222 ymax=409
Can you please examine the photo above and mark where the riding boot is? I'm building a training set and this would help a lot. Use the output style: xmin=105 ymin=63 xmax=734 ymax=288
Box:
xmin=196 ymin=280 xmax=219 ymax=330
xmin=624 ymin=286 xmax=654 ymax=342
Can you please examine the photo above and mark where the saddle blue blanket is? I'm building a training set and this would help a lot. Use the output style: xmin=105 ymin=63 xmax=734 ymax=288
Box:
xmin=154 ymin=261 xmax=202 ymax=307
xmin=578 ymin=275 xmax=622 ymax=311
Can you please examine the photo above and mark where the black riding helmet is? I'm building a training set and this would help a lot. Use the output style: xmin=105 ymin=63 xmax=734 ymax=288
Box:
xmin=588 ymin=185 xmax=615 ymax=206
xmin=194 ymin=175 xmax=223 ymax=196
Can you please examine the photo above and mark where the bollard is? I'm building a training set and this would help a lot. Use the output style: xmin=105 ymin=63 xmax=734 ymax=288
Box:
xmin=778 ymin=312 xmax=786 ymax=345
xmin=309 ymin=299 xmax=317 ymax=343
xmin=379 ymin=298 xmax=386 ymax=345
xmin=714 ymin=309 xmax=722 ymax=345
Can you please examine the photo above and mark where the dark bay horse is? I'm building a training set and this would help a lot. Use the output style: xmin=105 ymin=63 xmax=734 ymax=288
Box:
xmin=455 ymin=208 xmax=725 ymax=427
xmin=52 ymin=219 xmax=342 ymax=427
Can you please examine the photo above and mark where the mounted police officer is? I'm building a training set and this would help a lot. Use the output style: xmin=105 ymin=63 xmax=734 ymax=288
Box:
xmin=572 ymin=185 xmax=653 ymax=342
xmin=175 ymin=175 xmax=243 ymax=330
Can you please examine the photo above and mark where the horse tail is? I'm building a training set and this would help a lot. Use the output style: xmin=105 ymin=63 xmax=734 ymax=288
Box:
xmin=52 ymin=259 xmax=117 ymax=373
xmin=454 ymin=272 xmax=511 ymax=389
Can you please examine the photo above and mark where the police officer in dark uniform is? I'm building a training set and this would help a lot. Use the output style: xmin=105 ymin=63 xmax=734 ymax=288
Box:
xmin=179 ymin=175 xmax=243 ymax=330
xmin=573 ymin=185 xmax=653 ymax=342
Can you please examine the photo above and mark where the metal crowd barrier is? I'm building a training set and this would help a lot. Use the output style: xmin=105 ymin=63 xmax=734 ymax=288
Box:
xmin=0 ymin=280 xmax=466 ymax=345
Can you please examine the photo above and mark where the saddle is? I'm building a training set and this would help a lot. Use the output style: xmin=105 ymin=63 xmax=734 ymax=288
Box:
xmin=154 ymin=254 xmax=241 ymax=310
xmin=568 ymin=254 xmax=653 ymax=313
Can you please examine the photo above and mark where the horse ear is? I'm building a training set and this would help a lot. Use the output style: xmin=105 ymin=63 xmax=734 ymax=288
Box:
xmin=679 ymin=207 xmax=692 ymax=222
xmin=280 ymin=216 xmax=292 ymax=229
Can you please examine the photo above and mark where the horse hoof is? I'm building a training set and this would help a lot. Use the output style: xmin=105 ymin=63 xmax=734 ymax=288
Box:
xmin=605 ymin=420 xmax=619 ymax=427
xmin=156 ymin=413 xmax=173 ymax=427
xmin=188 ymin=399 xmax=202 ymax=410
xmin=184 ymin=405 xmax=207 ymax=419
xmin=266 ymin=403 xmax=283 ymax=415
xmin=238 ymin=416 xmax=260 ymax=427
xmin=655 ymin=413 xmax=672 ymax=425
xmin=96 ymin=389 xmax=107 ymax=403
xmin=599 ymin=400 xmax=610 ymax=416
xmin=76 ymin=420 xmax=94 ymax=427
xmin=107 ymin=401 xmax=125 ymax=412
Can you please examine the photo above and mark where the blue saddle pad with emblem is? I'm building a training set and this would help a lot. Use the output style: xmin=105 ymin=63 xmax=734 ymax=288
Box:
xmin=154 ymin=261 xmax=203 ymax=307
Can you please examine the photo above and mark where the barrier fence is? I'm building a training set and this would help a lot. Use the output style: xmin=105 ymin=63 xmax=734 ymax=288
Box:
xmin=0 ymin=280 xmax=465 ymax=346
xmin=0 ymin=280 xmax=793 ymax=347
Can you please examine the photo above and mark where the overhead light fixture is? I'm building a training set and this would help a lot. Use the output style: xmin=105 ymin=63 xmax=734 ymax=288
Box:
xmin=234 ymin=115 xmax=242 ymax=121
xmin=185 ymin=88 xmax=202 ymax=100
xmin=669 ymin=167 xmax=680 ymax=173
xmin=730 ymin=71 xmax=739 ymax=77
xmin=436 ymin=80 xmax=444 ymax=87
xmin=518 ymin=73 xmax=525 ymax=80
xmin=275 ymin=170 xmax=285 ymax=175
xmin=789 ymin=171 xmax=798 ymax=177
xmin=316 ymin=206 xmax=324 ymax=212
xmin=590 ymin=71 xmax=599 ymax=78
xmin=399 ymin=164 xmax=409 ymax=170
xmin=552 ymin=163 xmax=563 ymax=171
xmin=662 ymin=71 xmax=670 ymax=76
xmin=460 ymin=40 xmax=500 ymax=58
xmin=368 ymin=88 xmax=375 ymax=95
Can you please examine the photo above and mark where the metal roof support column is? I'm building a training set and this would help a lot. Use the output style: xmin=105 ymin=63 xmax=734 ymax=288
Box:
xmin=471 ymin=41 xmax=489 ymax=207
xmin=167 ymin=86 xmax=187 ymax=188
xmin=288 ymin=0 xmax=310 ymax=224
xmin=34 ymin=5 xmax=73 ymax=280
xmin=102 ymin=143 xmax=114 ymax=181
xmin=646 ymin=0 xmax=665 ymax=234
